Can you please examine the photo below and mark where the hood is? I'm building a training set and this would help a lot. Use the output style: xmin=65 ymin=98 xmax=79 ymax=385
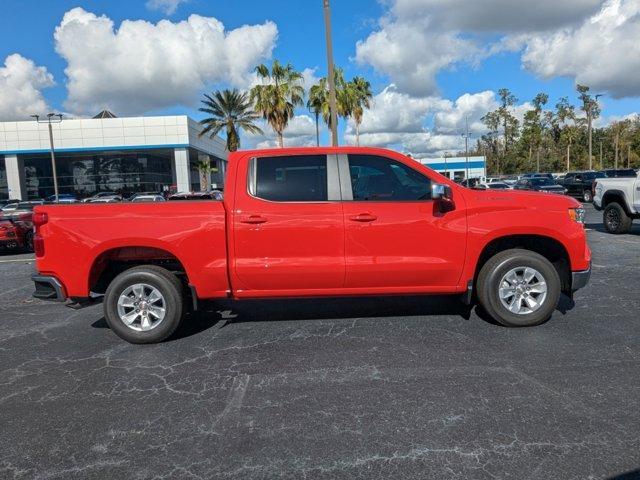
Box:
xmin=465 ymin=187 xmax=580 ymax=211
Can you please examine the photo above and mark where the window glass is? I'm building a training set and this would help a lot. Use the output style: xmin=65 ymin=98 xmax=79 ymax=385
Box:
xmin=348 ymin=154 xmax=431 ymax=201
xmin=255 ymin=155 xmax=327 ymax=202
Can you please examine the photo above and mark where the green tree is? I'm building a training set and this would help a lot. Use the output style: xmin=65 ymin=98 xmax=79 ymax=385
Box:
xmin=250 ymin=60 xmax=305 ymax=148
xmin=198 ymin=89 xmax=263 ymax=152
xmin=307 ymin=82 xmax=326 ymax=147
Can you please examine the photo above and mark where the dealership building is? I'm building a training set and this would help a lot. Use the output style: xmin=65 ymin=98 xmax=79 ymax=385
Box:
xmin=0 ymin=113 xmax=228 ymax=200
xmin=416 ymin=155 xmax=487 ymax=180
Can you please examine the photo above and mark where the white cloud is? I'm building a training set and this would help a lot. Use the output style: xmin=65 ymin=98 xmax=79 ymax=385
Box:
xmin=245 ymin=114 xmax=318 ymax=149
xmin=521 ymin=0 xmax=640 ymax=98
xmin=145 ymin=0 xmax=187 ymax=15
xmin=345 ymin=87 xmax=537 ymax=157
xmin=0 ymin=54 xmax=54 ymax=121
xmin=54 ymin=8 xmax=278 ymax=115
xmin=355 ymin=20 xmax=477 ymax=96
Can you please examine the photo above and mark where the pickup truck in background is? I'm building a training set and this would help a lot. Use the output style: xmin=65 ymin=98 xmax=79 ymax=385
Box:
xmin=593 ymin=171 xmax=640 ymax=233
xmin=32 ymin=147 xmax=591 ymax=344
xmin=560 ymin=171 xmax=607 ymax=202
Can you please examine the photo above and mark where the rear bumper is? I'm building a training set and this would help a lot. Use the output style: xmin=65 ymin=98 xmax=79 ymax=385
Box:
xmin=32 ymin=275 xmax=66 ymax=301
xmin=571 ymin=264 xmax=591 ymax=292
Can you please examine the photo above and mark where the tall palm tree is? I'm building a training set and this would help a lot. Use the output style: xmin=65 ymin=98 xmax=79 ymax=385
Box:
xmin=307 ymin=83 xmax=326 ymax=147
xmin=250 ymin=60 xmax=305 ymax=148
xmin=347 ymin=76 xmax=372 ymax=146
xmin=198 ymin=89 xmax=263 ymax=152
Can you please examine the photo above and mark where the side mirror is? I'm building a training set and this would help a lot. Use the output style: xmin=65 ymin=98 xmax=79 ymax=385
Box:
xmin=431 ymin=183 xmax=455 ymax=213
xmin=431 ymin=183 xmax=449 ymax=200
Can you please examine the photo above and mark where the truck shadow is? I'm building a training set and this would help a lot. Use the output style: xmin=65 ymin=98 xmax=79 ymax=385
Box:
xmin=168 ymin=293 xmax=576 ymax=341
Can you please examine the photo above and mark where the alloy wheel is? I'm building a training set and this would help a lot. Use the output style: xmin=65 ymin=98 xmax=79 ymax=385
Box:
xmin=116 ymin=283 xmax=166 ymax=331
xmin=498 ymin=267 xmax=548 ymax=315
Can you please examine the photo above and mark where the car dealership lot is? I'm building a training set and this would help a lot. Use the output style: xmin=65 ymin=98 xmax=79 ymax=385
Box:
xmin=0 ymin=205 xmax=639 ymax=480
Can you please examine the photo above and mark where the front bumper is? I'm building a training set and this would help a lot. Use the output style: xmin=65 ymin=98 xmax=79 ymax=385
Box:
xmin=571 ymin=264 xmax=591 ymax=292
xmin=32 ymin=275 xmax=66 ymax=301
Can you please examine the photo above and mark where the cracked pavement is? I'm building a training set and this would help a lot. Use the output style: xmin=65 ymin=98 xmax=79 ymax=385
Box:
xmin=0 ymin=205 xmax=639 ymax=479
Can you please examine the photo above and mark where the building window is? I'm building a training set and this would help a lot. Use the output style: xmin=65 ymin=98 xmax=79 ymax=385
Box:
xmin=0 ymin=157 xmax=7 ymax=199
xmin=21 ymin=149 xmax=173 ymax=200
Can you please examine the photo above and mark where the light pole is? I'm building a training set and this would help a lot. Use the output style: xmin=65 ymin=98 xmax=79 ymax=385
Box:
xmin=323 ymin=0 xmax=339 ymax=146
xmin=461 ymin=115 xmax=470 ymax=180
xmin=32 ymin=113 xmax=63 ymax=202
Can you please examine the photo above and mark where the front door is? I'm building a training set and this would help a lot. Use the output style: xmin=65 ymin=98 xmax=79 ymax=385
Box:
xmin=340 ymin=153 xmax=467 ymax=291
xmin=232 ymin=153 xmax=345 ymax=295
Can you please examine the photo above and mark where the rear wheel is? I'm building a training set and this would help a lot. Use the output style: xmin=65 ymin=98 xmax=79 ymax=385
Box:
xmin=477 ymin=249 xmax=560 ymax=327
xmin=104 ymin=265 xmax=184 ymax=344
xmin=24 ymin=231 xmax=34 ymax=252
xmin=582 ymin=190 xmax=593 ymax=202
xmin=603 ymin=202 xmax=632 ymax=234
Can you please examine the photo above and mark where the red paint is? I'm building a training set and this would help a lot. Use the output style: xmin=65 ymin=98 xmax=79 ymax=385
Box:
xmin=33 ymin=147 xmax=590 ymax=301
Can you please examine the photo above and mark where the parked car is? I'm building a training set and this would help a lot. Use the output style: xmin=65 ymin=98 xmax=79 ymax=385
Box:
xmin=484 ymin=182 xmax=511 ymax=190
xmin=513 ymin=178 xmax=566 ymax=195
xmin=89 ymin=195 xmax=122 ymax=203
xmin=127 ymin=192 xmax=163 ymax=202
xmin=559 ymin=171 xmax=606 ymax=202
xmin=45 ymin=194 xmax=78 ymax=203
xmin=130 ymin=195 xmax=165 ymax=203
xmin=168 ymin=191 xmax=223 ymax=201
xmin=82 ymin=192 xmax=118 ymax=203
xmin=593 ymin=170 xmax=640 ymax=233
xmin=9 ymin=201 xmax=45 ymax=213
xmin=31 ymin=147 xmax=590 ymax=344
xmin=520 ymin=173 xmax=554 ymax=180
xmin=0 ymin=213 xmax=34 ymax=252
xmin=0 ymin=199 xmax=20 ymax=209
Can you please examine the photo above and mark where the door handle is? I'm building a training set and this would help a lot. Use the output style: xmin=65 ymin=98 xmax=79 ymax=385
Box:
xmin=349 ymin=213 xmax=377 ymax=222
xmin=240 ymin=215 xmax=267 ymax=224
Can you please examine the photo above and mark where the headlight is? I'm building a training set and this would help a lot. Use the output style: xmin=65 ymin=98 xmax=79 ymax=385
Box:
xmin=569 ymin=207 xmax=585 ymax=224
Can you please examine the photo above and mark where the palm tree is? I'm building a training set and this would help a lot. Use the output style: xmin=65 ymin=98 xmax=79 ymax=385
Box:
xmin=196 ymin=159 xmax=211 ymax=192
xmin=347 ymin=76 xmax=372 ymax=146
xmin=250 ymin=60 xmax=305 ymax=148
xmin=308 ymin=68 xmax=350 ymax=145
xmin=198 ymin=89 xmax=263 ymax=152
xmin=307 ymin=83 xmax=326 ymax=147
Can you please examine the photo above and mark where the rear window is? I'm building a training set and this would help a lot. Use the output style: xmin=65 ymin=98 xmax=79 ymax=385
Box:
xmin=252 ymin=155 xmax=328 ymax=202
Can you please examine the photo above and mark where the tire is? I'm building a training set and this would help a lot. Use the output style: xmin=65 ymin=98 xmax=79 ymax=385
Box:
xmin=582 ymin=190 xmax=593 ymax=202
xmin=103 ymin=265 xmax=184 ymax=344
xmin=477 ymin=249 xmax=561 ymax=327
xmin=603 ymin=202 xmax=632 ymax=234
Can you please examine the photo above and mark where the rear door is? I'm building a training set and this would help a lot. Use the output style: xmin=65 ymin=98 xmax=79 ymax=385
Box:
xmin=232 ymin=153 xmax=345 ymax=295
xmin=339 ymin=153 xmax=466 ymax=291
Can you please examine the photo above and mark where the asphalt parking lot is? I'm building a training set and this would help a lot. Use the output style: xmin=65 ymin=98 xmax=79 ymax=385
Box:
xmin=1 ymin=205 xmax=639 ymax=480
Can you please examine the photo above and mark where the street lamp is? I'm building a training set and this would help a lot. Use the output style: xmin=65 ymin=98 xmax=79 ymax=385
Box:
xmin=461 ymin=115 xmax=471 ymax=181
xmin=322 ymin=0 xmax=339 ymax=146
xmin=32 ymin=113 xmax=63 ymax=202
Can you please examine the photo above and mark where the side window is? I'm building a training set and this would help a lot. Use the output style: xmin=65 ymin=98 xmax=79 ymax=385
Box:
xmin=252 ymin=155 xmax=328 ymax=202
xmin=347 ymin=154 xmax=431 ymax=201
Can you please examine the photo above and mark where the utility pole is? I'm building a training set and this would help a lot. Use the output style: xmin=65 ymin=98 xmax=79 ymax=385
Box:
xmin=443 ymin=152 xmax=449 ymax=178
xmin=599 ymin=140 xmax=603 ymax=169
xmin=323 ymin=0 xmax=339 ymax=146
xmin=463 ymin=115 xmax=470 ymax=180
xmin=32 ymin=113 xmax=63 ymax=202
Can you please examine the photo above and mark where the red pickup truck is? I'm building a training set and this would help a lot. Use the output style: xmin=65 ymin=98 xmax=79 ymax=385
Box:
xmin=32 ymin=147 xmax=591 ymax=343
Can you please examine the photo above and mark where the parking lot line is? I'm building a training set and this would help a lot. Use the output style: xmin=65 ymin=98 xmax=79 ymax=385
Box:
xmin=0 ymin=258 xmax=34 ymax=264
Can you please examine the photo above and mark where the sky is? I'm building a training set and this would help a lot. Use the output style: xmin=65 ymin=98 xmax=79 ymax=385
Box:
xmin=1 ymin=0 xmax=639 ymax=157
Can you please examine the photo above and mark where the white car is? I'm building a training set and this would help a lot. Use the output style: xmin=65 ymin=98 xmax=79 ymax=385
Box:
xmin=130 ymin=195 xmax=165 ymax=202
xmin=593 ymin=171 xmax=640 ymax=233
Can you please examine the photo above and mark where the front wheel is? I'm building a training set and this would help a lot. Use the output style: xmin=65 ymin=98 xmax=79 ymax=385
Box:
xmin=477 ymin=249 xmax=561 ymax=327
xmin=104 ymin=265 xmax=184 ymax=344
xmin=603 ymin=202 xmax=632 ymax=234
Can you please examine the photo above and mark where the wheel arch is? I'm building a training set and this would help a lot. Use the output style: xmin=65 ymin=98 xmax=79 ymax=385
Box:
xmin=473 ymin=235 xmax=572 ymax=296
xmin=602 ymin=190 xmax=632 ymax=215
xmin=88 ymin=246 xmax=189 ymax=295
